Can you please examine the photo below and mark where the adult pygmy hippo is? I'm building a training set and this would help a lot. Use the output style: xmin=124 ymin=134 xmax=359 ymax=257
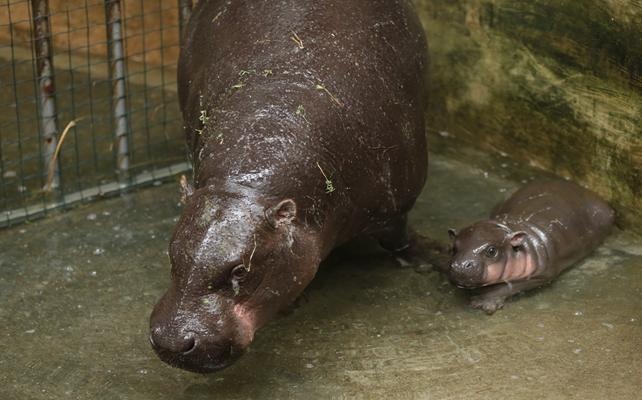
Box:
xmin=447 ymin=179 xmax=614 ymax=314
xmin=149 ymin=0 xmax=428 ymax=372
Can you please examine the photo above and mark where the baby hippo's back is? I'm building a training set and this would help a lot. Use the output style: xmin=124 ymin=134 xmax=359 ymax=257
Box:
xmin=493 ymin=179 xmax=614 ymax=268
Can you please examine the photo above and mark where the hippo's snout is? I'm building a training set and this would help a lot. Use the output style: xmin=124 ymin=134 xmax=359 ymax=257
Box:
xmin=149 ymin=288 xmax=251 ymax=373
xmin=149 ymin=322 xmax=244 ymax=373
xmin=149 ymin=328 xmax=196 ymax=355
xmin=449 ymin=259 xmax=484 ymax=288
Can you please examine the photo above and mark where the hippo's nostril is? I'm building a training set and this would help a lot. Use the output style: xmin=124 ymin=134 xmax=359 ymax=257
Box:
xmin=451 ymin=261 xmax=474 ymax=272
xmin=149 ymin=326 xmax=163 ymax=349
xmin=149 ymin=327 xmax=198 ymax=355
xmin=182 ymin=334 xmax=197 ymax=355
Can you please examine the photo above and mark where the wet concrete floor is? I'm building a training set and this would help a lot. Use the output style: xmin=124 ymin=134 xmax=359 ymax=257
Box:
xmin=0 ymin=153 xmax=640 ymax=399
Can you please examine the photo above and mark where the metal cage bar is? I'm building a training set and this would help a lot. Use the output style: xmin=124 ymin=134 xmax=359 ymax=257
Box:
xmin=105 ymin=0 xmax=130 ymax=181
xmin=0 ymin=0 xmax=187 ymax=228
xmin=30 ymin=0 xmax=61 ymax=190
xmin=178 ymin=0 xmax=193 ymax=45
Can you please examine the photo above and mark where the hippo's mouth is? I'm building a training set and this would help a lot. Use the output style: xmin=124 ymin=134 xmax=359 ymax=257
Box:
xmin=453 ymin=281 xmax=479 ymax=290
xmin=149 ymin=332 xmax=247 ymax=373
xmin=447 ymin=274 xmax=480 ymax=290
xmin=155 ymin=345 xmax=246 ymax=374
xmin=186 ymin=359 xmax=238 ymax=373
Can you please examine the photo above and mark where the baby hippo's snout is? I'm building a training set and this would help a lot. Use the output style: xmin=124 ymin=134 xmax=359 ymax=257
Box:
xmin=449 ymin=259 xmax=484 ymax=288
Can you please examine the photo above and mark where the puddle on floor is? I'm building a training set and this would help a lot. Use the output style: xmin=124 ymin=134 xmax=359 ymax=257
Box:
xmin=0 ymin=153 xmax=640 ymax=399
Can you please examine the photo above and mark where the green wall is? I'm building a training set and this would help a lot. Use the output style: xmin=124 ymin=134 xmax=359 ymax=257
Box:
xmin=414 ymin=0 xmax=641 ymax=234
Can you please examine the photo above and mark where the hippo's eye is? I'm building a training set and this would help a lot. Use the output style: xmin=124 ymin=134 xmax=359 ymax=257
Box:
xmin=485 ymin=246 xmax=498 ymax=258
xmin=230 ymin=264 xmax=249 ymax=281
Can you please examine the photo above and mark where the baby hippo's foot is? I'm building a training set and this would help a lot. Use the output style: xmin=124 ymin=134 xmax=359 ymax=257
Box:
xmin=470 ymin=294 xmax=506 ymax=315
xmin=468 ymin=279 xmax=548 ymax=314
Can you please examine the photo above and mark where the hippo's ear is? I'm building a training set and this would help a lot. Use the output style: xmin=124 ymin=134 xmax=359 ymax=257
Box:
xmin=265 ymin=199 xmax=297 ymax=228
xmin=448 ymin=228 xmax=458 ymax=240
xmin=179 ymin=175 xmax=194 ymax=204
xmin=509 ymin=231 xmax=528 ymax=248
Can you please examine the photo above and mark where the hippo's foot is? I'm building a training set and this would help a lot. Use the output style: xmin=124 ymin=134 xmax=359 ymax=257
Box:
xmin=411 ymin=233 xmax=451 ymax=273
xmin=469 ymin=294 xmax=506 ymax=315
xmin=468 ymin=278 xmax=550 ymax=314
xmin=394 ymin=246 xmax=433 ymax=273
xmin=278 ymin=293 xmax=309 ymax=316
xmin=370 ymin=214 xmax=444 ymax=273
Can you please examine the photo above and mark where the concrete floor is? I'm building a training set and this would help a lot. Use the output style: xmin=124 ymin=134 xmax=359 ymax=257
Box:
xmin=0 ymin=153 xmax=640 ymax=399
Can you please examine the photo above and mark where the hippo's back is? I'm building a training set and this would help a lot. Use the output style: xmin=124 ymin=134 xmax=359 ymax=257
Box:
xmin=178 ymin=0 xmax=428 ymax=223
xmin=494 ymin=180 xmax=614 ymax=266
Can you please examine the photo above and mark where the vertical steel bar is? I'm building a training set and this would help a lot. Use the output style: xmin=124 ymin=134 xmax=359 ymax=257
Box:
xmin=178 ymin=0 xmax=192 ymax=46
xmin=158 ymin=2 xmax=170 ymax=155
xmin=0 ymin=4 xmax=9 ymax=220
xmin=178 ymin=1 xmax=193 ymax=171
xmin=139 ymin=0 xmax=152 ymax=163
xmin=105 ymin=0 xmax=130 ymax=181
xmin=8 ymin=3 xmax=30 ymax=221
xmin=65 ymin=8 xmax=82 ymax=195
xmin=30 ymin=0 xmax=60 ymax=189
xmin=84 ymin=0 xmax=99 ymax=175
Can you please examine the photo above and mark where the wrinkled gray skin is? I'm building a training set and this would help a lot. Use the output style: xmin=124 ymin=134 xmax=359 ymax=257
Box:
xmin=447 ymin=180 xmax=614 ymax=314
xmin=149 ymin=0 xmax=428 ymax=373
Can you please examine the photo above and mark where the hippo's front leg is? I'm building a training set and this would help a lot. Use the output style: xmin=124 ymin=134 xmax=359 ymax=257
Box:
xmin=370 ymin=214 xmax=444 ymax=273
xmin=470 ymin=277 xmax=549 ymax=314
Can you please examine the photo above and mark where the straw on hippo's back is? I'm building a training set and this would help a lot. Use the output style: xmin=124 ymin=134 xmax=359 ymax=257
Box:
xmin=447 ymin=179 xmax=614 ymax=314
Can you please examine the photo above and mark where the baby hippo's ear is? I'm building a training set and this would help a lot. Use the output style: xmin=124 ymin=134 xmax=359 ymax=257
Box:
xmin=509 ymin=231 xmax=528 ymax=248
xmin=265 ymin=199 xmax=297 ymax=228
xmin=448 ymin=228 xmax=458 ymax=240
xmin=179 ymin=175 xmax=194 ymax=204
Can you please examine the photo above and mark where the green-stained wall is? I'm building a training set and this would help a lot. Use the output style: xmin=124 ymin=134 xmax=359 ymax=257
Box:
xmin=414 ymin=0 xmax=641 ymax=234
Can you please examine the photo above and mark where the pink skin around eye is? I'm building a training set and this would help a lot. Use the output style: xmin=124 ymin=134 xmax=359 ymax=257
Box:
xmin=233 ymin=304 xmax=256 ymax=347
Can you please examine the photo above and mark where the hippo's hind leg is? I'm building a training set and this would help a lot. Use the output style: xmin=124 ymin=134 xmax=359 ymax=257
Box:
xmin=370 ymin=214 xmax=445 ymax=273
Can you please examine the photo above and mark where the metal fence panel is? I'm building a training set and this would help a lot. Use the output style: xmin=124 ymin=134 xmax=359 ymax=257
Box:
xmin=0 ymin=0 xmax=191 ymax=227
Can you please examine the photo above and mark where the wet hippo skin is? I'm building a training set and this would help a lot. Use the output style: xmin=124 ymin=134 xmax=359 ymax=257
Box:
xmin=149 ymin=0 xmax=428 ymax=372
xmin=447 ymin=179 xmax=614 ymax=314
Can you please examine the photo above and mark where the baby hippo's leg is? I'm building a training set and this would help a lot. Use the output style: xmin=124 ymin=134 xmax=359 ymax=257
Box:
xmin=470 ymin=277 xmax=549 ymax=314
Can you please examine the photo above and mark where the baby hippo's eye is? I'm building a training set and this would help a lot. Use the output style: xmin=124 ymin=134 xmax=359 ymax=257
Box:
xmin=485 ymin=246 xmax=498 ymax=258
xmin=230 ymin=264 xmax=249 ymax=281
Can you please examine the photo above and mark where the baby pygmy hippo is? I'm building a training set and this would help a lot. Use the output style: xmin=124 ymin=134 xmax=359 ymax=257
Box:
xmin=447 ymin=179 xmax=614 ymax=314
